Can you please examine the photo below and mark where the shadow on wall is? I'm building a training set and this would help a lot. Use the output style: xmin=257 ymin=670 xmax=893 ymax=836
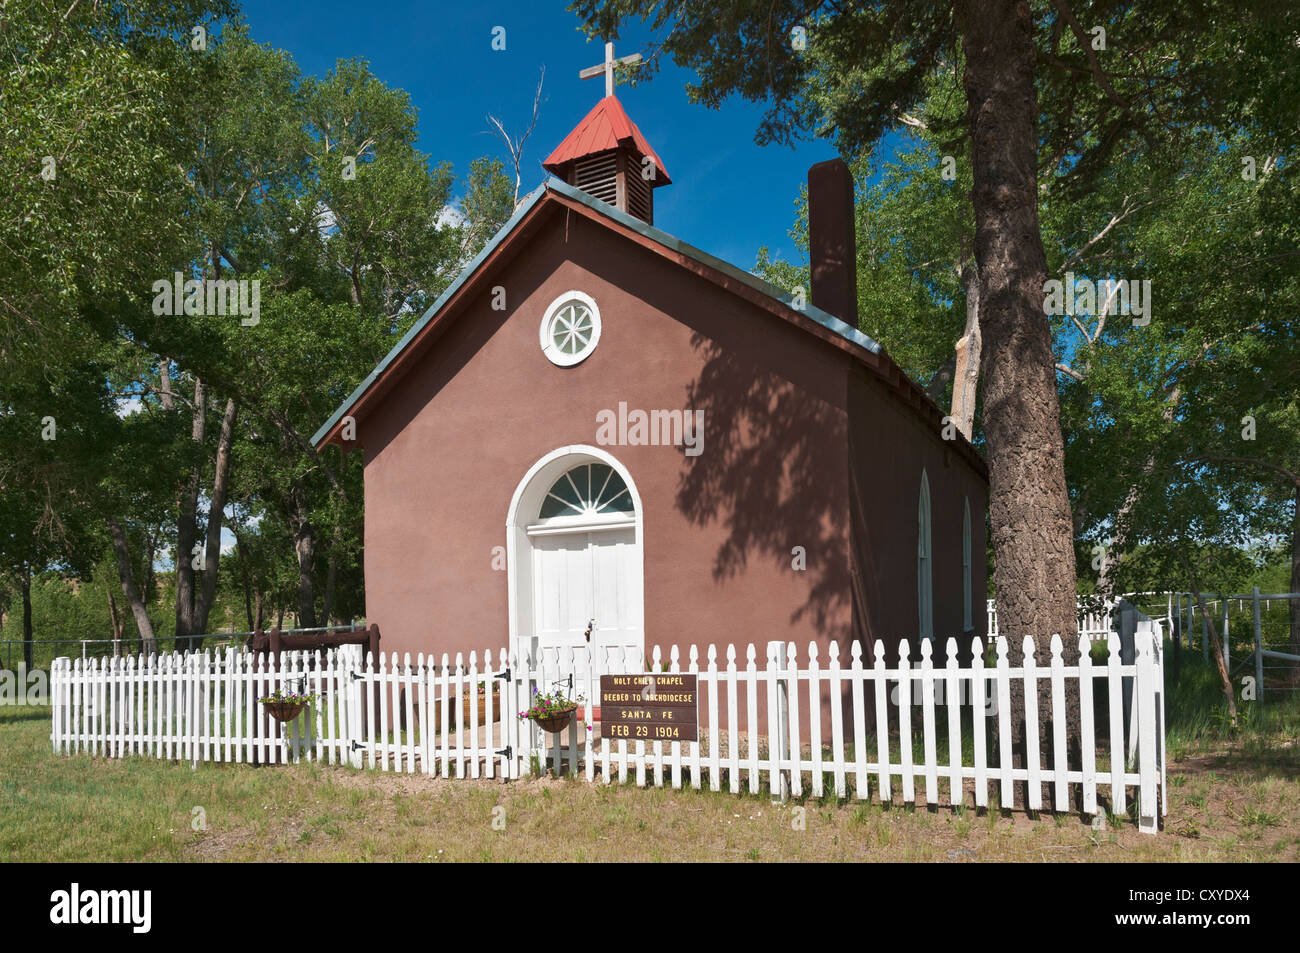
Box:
xmin=675 ymin=332 xmax=851 ymax=642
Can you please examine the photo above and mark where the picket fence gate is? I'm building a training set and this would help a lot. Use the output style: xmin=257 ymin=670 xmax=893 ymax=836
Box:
xmin=50 ymin=624 xmax=1168 ymax=833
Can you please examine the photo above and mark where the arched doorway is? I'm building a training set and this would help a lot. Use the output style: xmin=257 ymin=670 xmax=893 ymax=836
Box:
xmin=506 ymin=446 xmax=645 ymax=670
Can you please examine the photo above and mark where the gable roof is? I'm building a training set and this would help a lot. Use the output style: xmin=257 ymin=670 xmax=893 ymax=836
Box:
xmin=310 ymin=177 xmax=985 ymax=478
xmin=542 ymin=96 xmax=671 ymax=184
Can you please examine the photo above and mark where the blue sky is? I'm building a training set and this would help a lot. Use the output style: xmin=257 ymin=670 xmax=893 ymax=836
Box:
xmin=237 ymin=0 xmax=842 ymax=270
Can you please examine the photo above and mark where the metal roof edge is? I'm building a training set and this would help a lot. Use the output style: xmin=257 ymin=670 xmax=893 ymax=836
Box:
xmin=541 ymin=177 xmax=882 ymax=356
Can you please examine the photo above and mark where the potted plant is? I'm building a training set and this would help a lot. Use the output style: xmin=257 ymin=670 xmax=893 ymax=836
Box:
xmin=518 ymin=687 xmax=583 ymax=733
xmin=259 ymin=689 xmax=316 ymax=723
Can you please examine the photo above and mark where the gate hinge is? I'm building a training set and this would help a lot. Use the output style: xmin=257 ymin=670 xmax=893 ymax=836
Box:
xmin=351 ymin=741 xmax=365 ymax=751
xmin=495 ymin=668 xmax=511 ymax=681
xmin=495 ymin=746 xmax=512 ymax=758
xmin=349 ymin=670 xmax=363 ymax=681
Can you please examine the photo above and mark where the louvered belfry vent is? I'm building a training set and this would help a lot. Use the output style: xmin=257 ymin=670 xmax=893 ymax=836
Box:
xmin=626 ymin=168 xmax=651 ymax=223
xmin=542 ymin=95 xmax=670 ymax=226
xmin=574 ymin=152 xmax=619 ymax=206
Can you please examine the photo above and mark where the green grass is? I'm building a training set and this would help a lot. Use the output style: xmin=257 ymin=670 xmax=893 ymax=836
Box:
xmin=5 ymin=640 xmax=1298 ymax=861
xmin=1164 ymin=646 xmax=1300 ymax=760
xmin=4 ymin=699 xmax=1299 ymax=862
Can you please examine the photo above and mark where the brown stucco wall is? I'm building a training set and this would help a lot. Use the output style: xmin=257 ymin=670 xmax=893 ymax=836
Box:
xmin=354 ymin=198 xmax=988 ymax=742
xmin=360 ymin=207 xmax=853 ymax=668
xmin=849 ymin=370 xmax=989 ymax=664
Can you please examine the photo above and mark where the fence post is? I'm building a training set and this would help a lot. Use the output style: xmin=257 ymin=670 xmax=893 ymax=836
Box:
xmin=367 ymin=623 xmax=381 ymax=738
xmin=351 ymin=646 xmax=366 ymax=769
xmin=769 ymin=640 xmax=790 ymax=803
xmin=1252 ymin=585 xmax=1263 ymax=704
xmin=1135 ymin=621 xmax=1160 ymax=834
xmin=1117 ymin=601 xmax=1136 ymax=767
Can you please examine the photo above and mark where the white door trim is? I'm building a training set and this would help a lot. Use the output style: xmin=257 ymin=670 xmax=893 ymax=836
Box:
xmin=505 ymin=445 xmax=645 ymax=665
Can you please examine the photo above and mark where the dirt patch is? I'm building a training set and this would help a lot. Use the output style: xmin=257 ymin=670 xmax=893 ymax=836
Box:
xmin=187 ymin=826 xmax=257 ymax=859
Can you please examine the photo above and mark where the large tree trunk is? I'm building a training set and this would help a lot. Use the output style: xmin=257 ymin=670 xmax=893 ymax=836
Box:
xmin=20 ymin=567 xmax=33 ymax=671
xmin=193 ymin=397 xmax=237 ymax=642
xmin=174 ymin=377 xmax=207 ymax=651
xmin=107 ymin=519 xmax=158 ymax=656
xmin=288 ymin=483 xmax=317 ymax=629
xmin=956 ymin=0 xmax=1081 ymax=804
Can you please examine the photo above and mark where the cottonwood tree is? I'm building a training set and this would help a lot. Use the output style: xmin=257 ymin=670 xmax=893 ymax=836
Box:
xmin=0 ymin=0 xmax=233 ymax=367
xmin=4 ymin=12 xmax=514 ymax=644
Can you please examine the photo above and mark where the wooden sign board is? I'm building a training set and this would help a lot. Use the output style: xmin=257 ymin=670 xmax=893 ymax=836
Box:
xmin=599 ymin=673 xmax=698 ymax=742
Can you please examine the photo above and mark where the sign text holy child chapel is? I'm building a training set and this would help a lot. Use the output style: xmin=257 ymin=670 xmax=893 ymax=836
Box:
xmin=599 ymin=674 xmax=699 ymax=742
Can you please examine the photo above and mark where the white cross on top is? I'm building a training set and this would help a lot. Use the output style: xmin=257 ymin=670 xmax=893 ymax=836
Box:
xmin=579 ymin=41 xmax=642 ymax=98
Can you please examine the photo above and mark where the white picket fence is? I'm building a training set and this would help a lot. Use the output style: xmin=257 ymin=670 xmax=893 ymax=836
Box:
xmin=49 ymin=647 xmax=363 ymax=767
xmin=50 ymin=625 xmax=1168 ymax=832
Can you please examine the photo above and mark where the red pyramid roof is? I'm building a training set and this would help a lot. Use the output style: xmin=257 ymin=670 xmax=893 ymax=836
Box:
xmin=542 ymin=95 xmax=671 ymax=185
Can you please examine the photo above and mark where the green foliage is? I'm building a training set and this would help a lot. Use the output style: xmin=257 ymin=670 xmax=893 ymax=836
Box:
xmin=0 ymin=8 xmax=516 ymax=641
xmin=695 ymin=0 xmax=1300 ymax=598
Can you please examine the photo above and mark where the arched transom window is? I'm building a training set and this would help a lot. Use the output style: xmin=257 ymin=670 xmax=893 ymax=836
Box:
xmin=537 ymin=462 xmax=635 ymax=520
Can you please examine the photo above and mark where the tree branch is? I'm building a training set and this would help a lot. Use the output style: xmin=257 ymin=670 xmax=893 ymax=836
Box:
xmin=1188 ymin=454 xmax=1300 ymax=487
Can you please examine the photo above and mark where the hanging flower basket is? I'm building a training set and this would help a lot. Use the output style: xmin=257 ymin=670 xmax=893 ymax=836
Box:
xmin=518 ymin=689 xmax=583 ymax=734
xmin=259 ymin=691 xmax=315 ymax=723
xmin=535 ymin=706 xmax=578 ymax=733
xmin=264 ymin=701 xmax=306 ymax=723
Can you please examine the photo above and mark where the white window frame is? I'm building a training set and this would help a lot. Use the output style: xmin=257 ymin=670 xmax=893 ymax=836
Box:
xmin=505 ymin=446 xmax=645 ymax=667
xmin=918 ymin=469 xmax=934 ymax=640
xmin=539 ymin=290 xmax=601 ymax=367
xmin=962 ymin=497 xmax=973 ymax=632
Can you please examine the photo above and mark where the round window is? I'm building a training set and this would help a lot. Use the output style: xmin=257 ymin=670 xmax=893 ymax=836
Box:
xmin=540 ymin=291 xmax=601 ymax=366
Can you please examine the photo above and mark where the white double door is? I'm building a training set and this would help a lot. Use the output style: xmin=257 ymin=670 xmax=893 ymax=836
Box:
xmin=529 ymin=526 xmax=642 ymax=671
